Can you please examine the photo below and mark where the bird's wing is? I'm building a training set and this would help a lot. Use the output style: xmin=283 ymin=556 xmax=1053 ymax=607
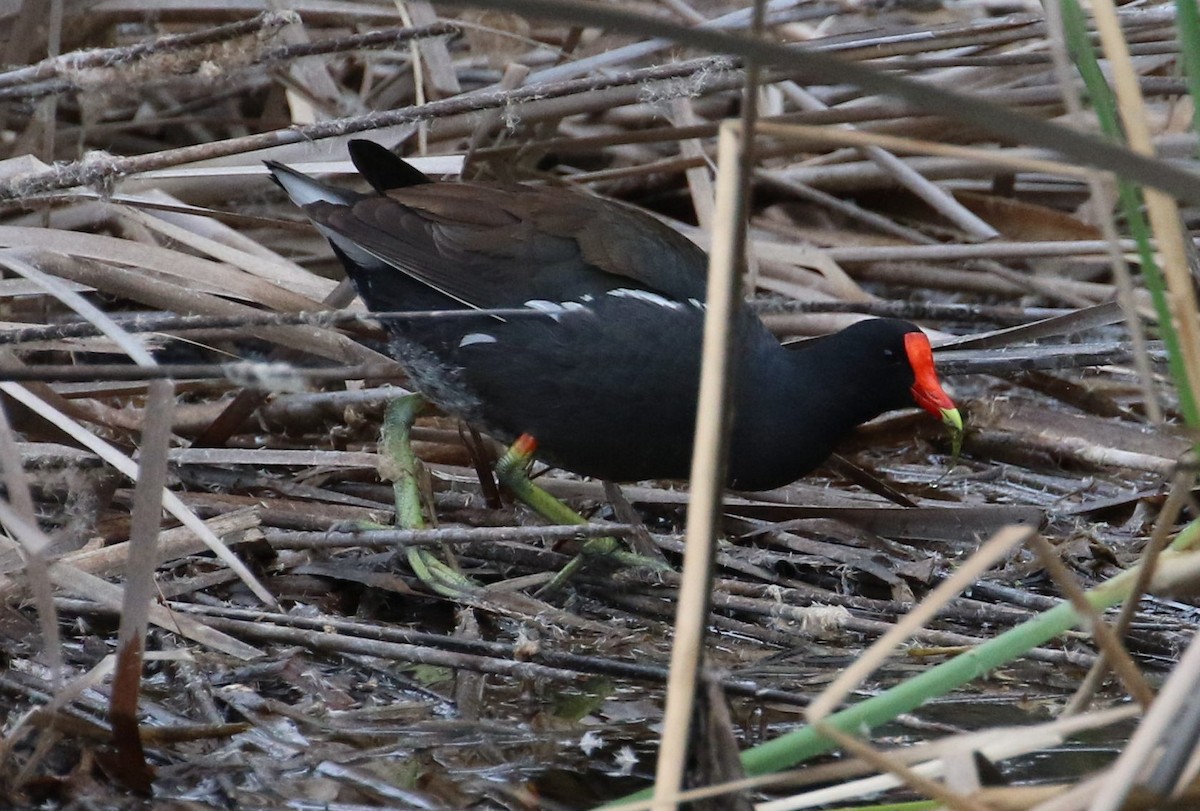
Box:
xmin=304 ymin=182 xmax=710 ymax=310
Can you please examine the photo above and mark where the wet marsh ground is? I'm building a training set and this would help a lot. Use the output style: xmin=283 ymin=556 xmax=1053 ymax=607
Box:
xmin=1 ymin=0 xmax=1199 ymax=808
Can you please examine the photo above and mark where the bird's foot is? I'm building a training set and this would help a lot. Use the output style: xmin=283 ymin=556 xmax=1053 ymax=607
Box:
xmin=380 ymin=395 xmax=478 ymax=598
xmin=534 ymin=537 xmax=669 ymax=598
xmin=403 ymin=544 xmax=477 ymax=598
xmin=496 ymin=434 xmax=668 ymax=597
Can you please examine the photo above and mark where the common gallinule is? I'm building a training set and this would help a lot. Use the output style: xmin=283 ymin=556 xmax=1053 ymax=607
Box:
xmin=267 ymin=140 xmax=961 ymax=493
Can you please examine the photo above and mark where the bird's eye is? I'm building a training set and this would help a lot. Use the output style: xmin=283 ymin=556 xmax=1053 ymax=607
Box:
xmin=882 ymin=348 xmax=897 ymax=361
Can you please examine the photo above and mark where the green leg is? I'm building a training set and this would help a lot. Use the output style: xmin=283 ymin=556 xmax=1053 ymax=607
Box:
xmin=495 ymin=434 xmax=668 ymax=597
xmin=380 ymin=395 xmax=477 ymax=598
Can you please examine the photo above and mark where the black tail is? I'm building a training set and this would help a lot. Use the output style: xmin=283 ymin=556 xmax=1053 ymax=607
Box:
xmin=347 ymin=139 xmax=431 ymax=193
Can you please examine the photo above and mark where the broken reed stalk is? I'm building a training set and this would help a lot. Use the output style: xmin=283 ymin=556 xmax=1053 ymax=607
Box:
xmin=651 ymin=120 xmax=754 ymax=811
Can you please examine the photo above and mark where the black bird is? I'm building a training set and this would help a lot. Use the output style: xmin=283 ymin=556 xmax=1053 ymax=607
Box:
xmin=267 ymin=140 xmax=961 ymax=491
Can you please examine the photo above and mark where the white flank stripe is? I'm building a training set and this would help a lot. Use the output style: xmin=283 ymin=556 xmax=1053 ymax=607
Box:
xmin=524 ymin=299 xmax=589 ymax=322
xmin=607 ymin=288 xmax=683 ymax=310
xmin=459 ymin=332 xmax=497 ymax=347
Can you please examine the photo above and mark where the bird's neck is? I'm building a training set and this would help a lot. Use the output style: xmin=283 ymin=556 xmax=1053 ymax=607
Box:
xmin=727 ymin=340 xmax=878 ymax=490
